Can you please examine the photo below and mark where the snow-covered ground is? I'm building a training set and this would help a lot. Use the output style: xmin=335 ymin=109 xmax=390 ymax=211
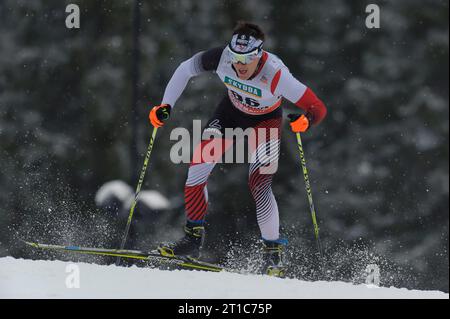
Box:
xmin=0 ymin=257 xmax=447 ymax=299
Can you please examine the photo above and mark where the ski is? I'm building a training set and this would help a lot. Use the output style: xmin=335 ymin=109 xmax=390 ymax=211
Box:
xmin=21 ymin=240 xmax=224 ymax=273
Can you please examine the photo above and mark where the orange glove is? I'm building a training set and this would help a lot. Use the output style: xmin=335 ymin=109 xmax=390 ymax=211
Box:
xmin=149 ymin=104 xmax=171 ymax=128
xmin=288 ymin=113 xmax=314 ymax=133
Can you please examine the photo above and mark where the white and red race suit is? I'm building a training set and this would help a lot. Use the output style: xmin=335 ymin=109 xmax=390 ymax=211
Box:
xmin=160 ymin=47 xmax=327 ymax=241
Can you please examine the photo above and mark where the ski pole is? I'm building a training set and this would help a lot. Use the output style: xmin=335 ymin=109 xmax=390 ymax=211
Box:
xmin=116 ymin=126 xmax=159 ymax=266
xmin=294 ymin=131 xmax=324 ymax=260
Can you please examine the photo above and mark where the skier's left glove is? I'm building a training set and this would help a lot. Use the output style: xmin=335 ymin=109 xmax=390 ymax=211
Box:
xmin=288 ymin=113 xmax=314 ymax=133
xmin=149 ymin=104 xmax=171 ymax=128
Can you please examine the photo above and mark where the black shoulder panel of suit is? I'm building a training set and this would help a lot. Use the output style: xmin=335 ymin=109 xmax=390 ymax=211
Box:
xmin=201 ymin=46 xmax=226 ymax=72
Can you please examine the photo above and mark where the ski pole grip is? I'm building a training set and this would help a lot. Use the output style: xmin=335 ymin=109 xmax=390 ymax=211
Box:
xmin=287 ymin=113 xmax=301 ymax=122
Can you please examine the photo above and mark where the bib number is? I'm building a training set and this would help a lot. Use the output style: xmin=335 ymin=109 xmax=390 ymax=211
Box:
xmin=229 ymin=90 xmax=260 ymax=107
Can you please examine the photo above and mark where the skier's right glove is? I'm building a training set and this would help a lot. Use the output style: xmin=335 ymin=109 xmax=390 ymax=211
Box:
xmin=149 ymin=104 xmax=171 ymax=128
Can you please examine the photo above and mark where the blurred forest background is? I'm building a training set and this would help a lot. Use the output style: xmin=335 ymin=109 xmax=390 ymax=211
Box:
xmin=0 ymin=0 xmax=448 ymax=292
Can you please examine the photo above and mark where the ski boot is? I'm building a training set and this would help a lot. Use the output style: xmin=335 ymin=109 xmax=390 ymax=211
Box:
xmin=158 ymin=223 xmax=205 ymax=259
xmin=262 ymin=239 xmax=287 ymax=278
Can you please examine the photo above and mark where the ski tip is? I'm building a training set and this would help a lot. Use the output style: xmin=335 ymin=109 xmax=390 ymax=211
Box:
xmin=19 ymin=239 xmax=38 ymax=248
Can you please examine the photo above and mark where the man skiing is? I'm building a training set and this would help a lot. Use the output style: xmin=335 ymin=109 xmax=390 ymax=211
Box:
xmin=149 ymin=21 xmax=327 ymax=276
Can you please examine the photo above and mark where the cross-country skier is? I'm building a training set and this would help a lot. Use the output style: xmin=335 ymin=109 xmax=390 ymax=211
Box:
xmin=149 ymin=21 xmax=327 ymax=276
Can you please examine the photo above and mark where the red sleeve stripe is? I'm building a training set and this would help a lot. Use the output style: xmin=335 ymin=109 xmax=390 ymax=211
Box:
xmin=295 ymin=88 xmax=327 ymax=125
xmin=270 ymin=69 xmax=282 ymax=95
